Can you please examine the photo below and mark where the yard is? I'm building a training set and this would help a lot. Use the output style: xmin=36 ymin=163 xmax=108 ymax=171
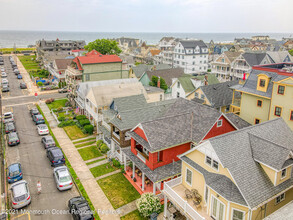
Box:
xmin=18 ymin=55 xmax=41 ymax=71
xmin=120 ymin=210 xmax=147 ymax=220
xmin=47 ymin=98 xmax=68 ymax=110
xmin=75 ymin=140 xmax=96 ymax=148
xmin=90 ymin=163 xmax=118 ymax=178
xmin=78 ymin=145 xmax=102 ymax=161
xmin=97 ymin=172 xmax=140 ymax=209
xmin=64 ymin=125 xmax=89 ymax=140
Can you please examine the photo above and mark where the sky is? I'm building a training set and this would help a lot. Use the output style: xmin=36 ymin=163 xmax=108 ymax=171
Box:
xmin=0 ymin=0 xmax=292 ymax=33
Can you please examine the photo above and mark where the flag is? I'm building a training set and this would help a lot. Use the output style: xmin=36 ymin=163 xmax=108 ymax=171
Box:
xmin=75 ymin=106 xmax=79 ymax=114
xmin=243 ymin=73 xmax=246 ymax=80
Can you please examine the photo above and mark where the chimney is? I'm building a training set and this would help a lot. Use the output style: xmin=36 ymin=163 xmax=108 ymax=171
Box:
xmin=204 ymin=75 xmax=208 ymax=86
xmin=157 ymin=76 xmax=161 ymax=88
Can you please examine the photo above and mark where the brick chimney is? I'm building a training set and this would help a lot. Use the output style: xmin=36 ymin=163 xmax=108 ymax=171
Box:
xmin=204 ymin=75 xmax=208 ymax=86
xmin=157 ymin=76 xmax=161 ymax=88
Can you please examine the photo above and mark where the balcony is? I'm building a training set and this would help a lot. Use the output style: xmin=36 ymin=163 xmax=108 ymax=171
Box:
xmin=164 ymin=177 xmax=211 ymax=220
xmin=66 ymin=66 xmax=82 ymax=76
xmin=113 ymin=131 xmax=120 ymax=140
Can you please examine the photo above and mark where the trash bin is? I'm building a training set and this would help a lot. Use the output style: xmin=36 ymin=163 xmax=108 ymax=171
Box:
xmin=150 ymin=212 xmax=158 ymax=220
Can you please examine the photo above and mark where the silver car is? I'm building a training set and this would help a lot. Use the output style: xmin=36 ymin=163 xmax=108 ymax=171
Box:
xmin=53 ymin=166 xmax=73 ymax=191
xmin=1 ymin=72 xmax=7 ymax=78
xmin=37 ymin=124 xmax=49 ymax=135
xmin=10 ymin=180 xmax=31 ymax=209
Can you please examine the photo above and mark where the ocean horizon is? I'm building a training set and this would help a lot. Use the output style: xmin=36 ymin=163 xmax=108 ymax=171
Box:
xmin=0 ymin=30 xmax=292 ymax=48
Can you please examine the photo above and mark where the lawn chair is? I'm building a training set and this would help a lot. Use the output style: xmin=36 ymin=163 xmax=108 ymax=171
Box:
xmin=185 ymin=189 xmax=193 ymax=199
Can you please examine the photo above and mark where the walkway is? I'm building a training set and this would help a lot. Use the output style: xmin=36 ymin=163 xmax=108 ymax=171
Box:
xmin=39 ymin=102 xmax=120 ymax=220
xmin=116 ymin=200 xmax=138 ymax=217
xmin=95 ymin=170 xmax=121 ymax=181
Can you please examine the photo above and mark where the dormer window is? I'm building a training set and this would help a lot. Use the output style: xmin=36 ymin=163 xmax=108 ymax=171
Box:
xmin=259 ymin=79 xmax=266 ymax=87
xmin=205 ymin=156 xmax=219 ymax=171
xmin=281 ymin=168 xmax=287 ymax=179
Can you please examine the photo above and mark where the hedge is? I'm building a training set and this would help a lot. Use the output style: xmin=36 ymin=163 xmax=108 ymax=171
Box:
xmin=84 ymin=124 xmax=94 ymax=134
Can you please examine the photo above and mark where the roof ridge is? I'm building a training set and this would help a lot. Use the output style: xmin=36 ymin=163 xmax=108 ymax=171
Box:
xmin=115 ymin=103 xmax=170 ymax=114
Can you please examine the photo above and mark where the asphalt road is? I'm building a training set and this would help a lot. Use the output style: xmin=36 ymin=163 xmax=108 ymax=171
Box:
xmin=2 ymin=57 xmax=78 ymax=219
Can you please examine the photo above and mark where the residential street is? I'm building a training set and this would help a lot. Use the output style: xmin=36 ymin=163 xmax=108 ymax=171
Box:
xmin=2 ymin=56 xmax=79 ymax=219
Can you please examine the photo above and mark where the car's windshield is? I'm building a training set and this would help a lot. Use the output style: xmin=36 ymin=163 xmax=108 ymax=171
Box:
xmin=39 ymin=125 xmax=47 ymax=129
xmin=9 ymin=133 xmax=18 ymax=141
xmin=59 ymin=175 xmax=71 ymax=183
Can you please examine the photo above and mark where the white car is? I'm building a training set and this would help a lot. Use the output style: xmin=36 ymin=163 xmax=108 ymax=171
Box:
xmin=3 ymin=112 xmax=14 ymax=124
xmin=1 ymin=67 xmax=5 ymax=72
xmin=1 ymin=72 xmax=7 ymax=78
xmin=2 ymin=78 xmax=8 ymax=85
xmin=37 ymin=124 xmax=49 ymax=135
xmin=53 ymin=166 xmax=73 ymax=191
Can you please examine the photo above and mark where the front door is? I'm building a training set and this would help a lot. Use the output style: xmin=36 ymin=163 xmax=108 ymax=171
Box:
xmin=211 ymin=196 xmax=225 ymax=220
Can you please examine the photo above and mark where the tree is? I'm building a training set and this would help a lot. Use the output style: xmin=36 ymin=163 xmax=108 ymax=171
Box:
xmin=149 ymin=76 xmax=168 ymax=91
xmin=84 ymin=39 xmax=122 ymax=55
xmin=136 ymin=193 xmax=161 ymax=217
xmin=37 ymin=81 xmax=43 ymax=87
xmin=289 ymin=49 xmax=293 ymax=56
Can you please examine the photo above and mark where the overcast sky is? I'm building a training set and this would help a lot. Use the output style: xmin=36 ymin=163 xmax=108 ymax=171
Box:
xmin=0 ymin=0 xmax=292 ymax=33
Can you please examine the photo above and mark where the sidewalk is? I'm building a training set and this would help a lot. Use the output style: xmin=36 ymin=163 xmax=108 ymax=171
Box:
xmin=39 ymin=102 xmax=120 ymax=220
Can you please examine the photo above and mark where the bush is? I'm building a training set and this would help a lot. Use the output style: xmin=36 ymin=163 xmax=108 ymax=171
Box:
xmin=97 ymin=140 xmax=104 ymax=149
xmin=80 ymin=119 xmax=90 ymax=127
xmin=58 ymin=120 xmax=75 ymax=127
xmin=58 ymin=82 xmax=62 ymax=88
xmin=58 ymin=116 xmax=65 ymax=121
xmin=76 ymin=115 xmax=87 ymax=120
xmin=100 ymin=144 xmax=109 ymax=154
xmin=136 ymin=193 xmax=161 ymax=218
xmin=57 ymin=107 xmax=63 ymax=112
xmin=65 ymin=101 xmax=71 ymax=107
xmin=37 ymin=82 xmax=43 ymax=87
xmin=84 ymin=124 xmax=94 ymax=134
xmin=112 ymin=159 xmax=121 ymax=168
xmin=45 ymin=98 xmax=54 ymax=104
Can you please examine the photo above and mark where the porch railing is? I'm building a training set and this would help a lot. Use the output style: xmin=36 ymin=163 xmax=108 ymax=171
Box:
xmin=164 ymin=177 xmax=205 ymax=220
xmin=113 ymin=132 xmax=120 ymax=140
xmin=137 ymin=151 xmax=146 ymax=163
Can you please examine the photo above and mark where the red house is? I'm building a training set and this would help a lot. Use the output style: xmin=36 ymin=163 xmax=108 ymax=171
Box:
xmin=122 ymin=98 xmax=250 ymax=194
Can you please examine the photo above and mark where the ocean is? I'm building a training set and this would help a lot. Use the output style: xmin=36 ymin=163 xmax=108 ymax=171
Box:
xmin=0 ymin=30 xmax=292 ymax=48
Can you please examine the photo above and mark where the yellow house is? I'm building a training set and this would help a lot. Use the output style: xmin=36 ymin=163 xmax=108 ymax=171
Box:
xmin=230 ymin=63 xmax=293 ymax=130
xmin=163 ymin=118 xmax=293 ymax=220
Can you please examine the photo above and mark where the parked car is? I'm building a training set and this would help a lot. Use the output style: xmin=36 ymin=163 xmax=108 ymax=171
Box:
xmin=20 ymin=82 xmax=27 ymax=89
xmin=30 ymin=108 xmax=39 ymax=117
xmin=53 ymin=166 xmax=73 ymax=191
xmin=0 ymin=61 xmax=3 ymax=65
xmin=2 ymin=78 xmax=8 ymax=85
xmin=3 ymin=112 xmax=14 ymax=124
xmin=46 ymin=147 xmax=65 ymax=167
xmin=7 ymin=132 xmax=20 ymax=146
xmin=17 ymin=74 xmax=22 ymax=79
xmin=1 ymin=72 xmax=7 ymax=78
xmin=10 ymin=180 xmax=31 ymax=209
xmin=32 ymin=114 xmax=45 ymax=125
xmin=58 ymin=88 xmax=68 ymax=93
xmin=0 ymin=67 xmax=4 ymax=72
xmin=5 ymin=122 xmax=16 ymax=134
xmin=14 ymin=69 xmax=20 ymax=75
xmin=7 ymin=163 xmax=23 ymax=184
xmin=41 ymin=136 xmax=56 ymax=149
xmin=68 ymin=196 xmax=94 ymax=220
xmin=2 ymin=85 xmax=9 ymax=92
xmin=37 ymin=124 xmax=49 ymax=136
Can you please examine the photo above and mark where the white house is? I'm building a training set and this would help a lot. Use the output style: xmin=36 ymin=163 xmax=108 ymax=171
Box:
xmin=173 ymin=40 xmax=209 ymax=74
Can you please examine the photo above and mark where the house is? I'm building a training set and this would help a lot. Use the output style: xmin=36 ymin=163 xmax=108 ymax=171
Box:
xmin=65 ymin=50 xmax=128 ymax=103
xmin=119 ymin=54 xmax=135 ymax=70
xmin=266 ymin=51 xmax=293 ymax=63
xmin=173 ymin=40 xmax=209 ymax=74
xmin=129 ymin=64 xmax=171 ymax=79
xmin=70 ymin=49 xmax=86 ymax=57
xmin=230 ymin=63 xmax=293 ymax=130
xmin=121 ymin=98 xmax=250 ymax=195
xmin=252 ymin=35 xmax=270 ymax=41
xmin=187 ymin=81 xmax=240 ymax=113
xmin=283 ymin=40 xmax=293 ymax=50
xmin=103 ymin=95 xmax=175 ymax=161
xmin=163 ymin=118 xmax=293 ymax=220
xmin=144 ymin=86 xmax=165 ymax=102
xmin=230 ymin=52 xmax=272 ymax=80
xmin=155 ymin=37 xmax=179 ymax=65
xmin=46 ymin=58 xmax=73 ymax=82
xmin=171 ymin=74 xmax=219 ymax=99
xmin=74 ymin=78 xmax=140 ymax=115
xmin=84 ymin=80 xmax=147 ymax=126
xmin=211 ymin=51 xmax=242 ymax=82
xmin=234 ymin=38 xmax=251 ymax=45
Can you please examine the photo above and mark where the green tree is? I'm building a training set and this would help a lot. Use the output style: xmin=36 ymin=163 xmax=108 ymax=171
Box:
xmin=37 ymin=82 xmax=43 ymax=87
xmin=289 ymin=49 xmax=293 ymax=56
xmin=84 ymin=39 xmax=122 ymax=55
xmin=149 ymin=76 xmax=168 ymax=91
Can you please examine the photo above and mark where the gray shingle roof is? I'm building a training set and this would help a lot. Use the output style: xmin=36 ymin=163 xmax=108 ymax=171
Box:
xmin=132 ymin=64 xmax=172 ymax=78
xmin=122 ymin=147 xmax=181 ymax=183
xmin=180 ymin=40 xmax=207 ymax=49
xmin=242 ymin=53 xmax=267 ymax=67
xmin=208 ymin=118 xmax=293 ymax=208
xmin=145 ymin=68 xmax=185 ymax=87
xmin=199 ymin=81 xmax=239 ymax=108
xmin=224 ymin=113 xmax=251 ymax=130
xmin=111 ymin=94 xmax=147 ymax=112
xmin=181 ymin=156 xmax=247 ymax=206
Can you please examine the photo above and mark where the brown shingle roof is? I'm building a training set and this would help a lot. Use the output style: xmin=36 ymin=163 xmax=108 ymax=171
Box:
xmin=55 ymin=59 xmax=73 ymax=70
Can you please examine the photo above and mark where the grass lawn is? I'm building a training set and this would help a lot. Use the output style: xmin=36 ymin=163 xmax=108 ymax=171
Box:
xmin=97 ymin=172 xmax=140 ymax=209
xmin=78 ymin=145 xmax=102 ymax=161
xmin=90 ymin=163 xmax=118 ymax=178
xmin=75 ymin=141 xmax=96 ymax=148
xmin=47 ymin=99 xmax=68 ymax=110
xmin=18 ymin=55 xmax=41 ymax=71
xmin=73 ymin=137 xmax=96 ymax=144
xmin=86 ymin=158 xmax=105 ymax=165
xmin=64 ymin=125 xmax=89 ymax=140
xmin=120 ymin=210 xmax=147 ymax=220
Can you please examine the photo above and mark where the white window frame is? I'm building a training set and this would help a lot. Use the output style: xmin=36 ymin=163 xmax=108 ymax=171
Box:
xmin=212 ymin=160 xmax=219 ymax=170
xmin=210 ymin=195 xmax=226 ymax=220
xmin=205 ymin=156 xmax=212 ymax=166
xmin=281 ymin=168 xmax=287 ymax=179
xmin=217 ymin=119 xmax=223 ymax=127
xmin=185 ymin=167 xmax=193 ymax=186
xmin=205 ymin=155 xmax=219 ymax=171
xmin=275 ymin=193 xmax=285 ymax=205
xmin=231 ymin=208 xmax=245 ymax=220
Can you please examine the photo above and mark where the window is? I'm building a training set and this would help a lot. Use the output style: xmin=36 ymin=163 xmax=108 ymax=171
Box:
xmin=276 ymin=193 xmax=285 ymax=204
xmin=281 ymin=168 xmax=287 ymax=179
xmin=205 ymin=187 xmax=209 ymax=203
xmin=217 ymin=119 xmax=223 ymax=127
xmin=186 ymin=168 xmax=192 ymax=185
xmin=257 ymin=100 xmax=262 ymax=107
xmin=255 ymin=118 xmax=260 ymax=124
xmin=177 ymin=81 xmax=180 ymax=88
xmin=212 ymin=160 xmax=219 ymax=170
xmin=206 ymin=156 xmax=212 ymax=165
xmin=192 ymin=61 xmax=195 ymax=65
xmin=157 ymin=151 xmax=163 ymax=162
xmin=85 ymin=74 xmax=90 ymax=81
xmin=274 ymin=106 xmax=282 ymax=117
xmin=290 ymin=111 xmax=293 ymax=121
xmin=201 ymin=94 xmax=205 ymax=99
xmin=177 ymin=92 xmax=180 ymax=98
xmin=193 ymin=56 xmax=195 ymax=59
xmin=232 ymin=209 xmax=244 ymax=220
xmin=160 ymin=94 xmax=163 ymax=101
xmin=277 ymin=85 xmax=285 ymax=95
xmin=221 ymin=58 xmax=225 ymax=62
xmin=182 ymin=55 xmax=184 ymax=59
xmin=195 ymin=92 xmax=198 ymax=97
xmin=259 ymin=79 xmax=266 ymax=87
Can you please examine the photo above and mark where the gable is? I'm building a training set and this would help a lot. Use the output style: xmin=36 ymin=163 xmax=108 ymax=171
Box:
xmin=276 ymin=77 xmax=293 ymax=85
xmin=133 ymin=126 xmax=148 ymax=141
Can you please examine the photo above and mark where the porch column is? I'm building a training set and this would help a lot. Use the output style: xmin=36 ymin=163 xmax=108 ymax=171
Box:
xmin=153 ymin=182 xmax=156 ymax=195
xmin=142 ymin=173 xmax=145 ymax=191
xmin=164 ymin=194 xmax=168 ymax=219
xmin=124 ymin=154 xmax=127 ymax=172
xmin=110 ymin=140 xmax=115 ymax=154
xmin=132 ymin=163 xmax=135 ymax=179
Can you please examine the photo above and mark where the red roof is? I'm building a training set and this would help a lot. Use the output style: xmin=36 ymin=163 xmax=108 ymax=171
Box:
xmin=77 ymin=49 xmax=122 ymax=65
xmin=71 ymin=49 xmax=85 ymax=52
xmin=73 ymin=57 xmax=83 ymax=71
